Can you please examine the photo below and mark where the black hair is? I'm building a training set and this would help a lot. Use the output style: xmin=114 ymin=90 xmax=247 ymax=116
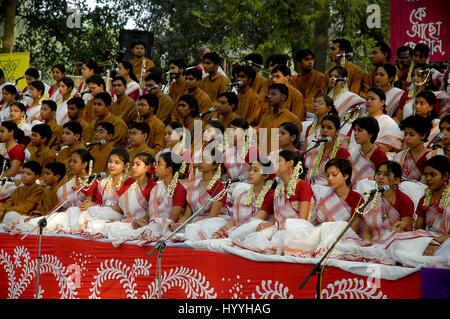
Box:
xmin=41 ymin=99 xmax=57 ymax=112
xmin=440 ymin=114 xmax=450 ymax=127
xmin=271 ymin=64 xmax=291 ymax=77
xmin=205 ymin=120 xmax=225 ymax=135
xmin=244 ymin=53 xmax=264 ymax=67
xmin=413 ymin=43 xmax=430 ymax=58
xmin=375 ymin=160 xmax=402 ymax=180
xmin=268 ymin=83 xmax=289 ymax=99
xmin=109 ymin=147 xmax=130 ymax=164
xmin=67 ymin=97 xmax=85 ymax=110
xmin=230 ymin=117 xmax=249 ymax=130
xmin=367 ymin=87 xmax=387 ymax=114
xmin=266 ymin=54 xmax=290 ymax=68
xmin=82 ymin=59 xmax=99 ymax=74
xmin=314 ymin=94 xmax=338 ymax=115
xmin=328 ymin=65 xmax=348 ymax=78
xmin=120 ymin=61 xmax=139 ymax=83
xmin=375 ymin=41 xmax=392 ymax=61
xmin=29 ymin=80 xmax=45 ymax=95
xmin=376 ymin=63 xmax=397 ymax=82
xmin=332 ymin=39 xmax=353 ymax=53
xmin=139 ymin=93 xmax=159 ymax=114
xmin=73 ymin=148 xmax=95 ymax=167
xmin=131 ymin=40 xmax=146 ymax=50
xmin=2 ymin=84 xmax=17 ymax=95
xmin=202 ymin=52 xmax=221 ymax=65
xmin=279 ymin=122 xmax=300 ymax=146
xmin=60 ymin=77 xmax=75 ymax=90
xmin=134 ymin=151 xmax=154 ymax=165
xmin=44 ymin=161 xmax=66 ymax=181
xmin=399 ymin=115 xmax=431 ymax=142
xmin=86 ymin=74 xmax=105 ymax=88
xmin=183 ymin=67 xmax=203 ymax=80
xmin=52 ymin=63 xmax=66 ymax=74
xmin=11 ymin=101 xmax=27 ymax=113
xmin=31 ymin=123 xmax=52 ymax=145
xmin=112 ymin=76 xmax=127 ymax=86
xmin=416 ymin=90 xmax=437 ymax=107
xmin=232 ymin=64 xmax=256 ymax=80
xmin=129 ymin=121 xmax=150 ymax=136
xmin=321 ymin=114 xmax=341 ymax=131
xmin=145 ymin=71 xmax=163 ymax=84
xmin=159 ymin=151 xmax=182 ymax=175
xmin=217 ymin=92 xmax=238 ymax=111
xmin=352 ymin=116 xmax=380 ymax=143
xmin=25 ymin=67 xmax=40 ymax=79
xmin=325 ymin=157 xmax=353 ymax=185
xmin=23 ymin=160 xmax=42 ymax=176
xmin=96 ymin=121 xmax=115 ymax=135
xmin=63 ymin=121 xmax=82 ymax=138
xmin=423 ymin=155 xmax=450 ymax=178
xmin=279 ymin=149 xmax=307 ymax=179
xmin=178 ymin=94 xmax=199 ymax=118
xmin=93 ymin=92 xmax=112 ymax=107
xmin=168 ymin=58 xmax=187 ymax=70
xmin=1 ymin=120 xmax=24 ymax=141
xmin=397 ymin=46 xmax=413 ymax=57
xmin=295 ymin=49 xmax=315 ymax=62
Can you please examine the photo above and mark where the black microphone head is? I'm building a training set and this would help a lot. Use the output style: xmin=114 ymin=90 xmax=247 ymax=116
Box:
xmin=100 ymin=139 xmax=107 ymax=145
xmin=98 ymin=172 xmax=107 ymax=178
xmin=380 ymin=185 xmax=390 ymax=192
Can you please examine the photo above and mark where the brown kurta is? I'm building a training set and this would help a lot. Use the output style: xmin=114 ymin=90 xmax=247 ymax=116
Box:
xmin=29 ymin=145 xmax=57 ymax=169
xmin=31 ymin=183 xmax=62 ymax=216
xmin=128 ymin=142 xmax=157 ymax=162
xmin=291 ymin=70 xmax=326 ymax=114
xmin=360 ymin=69 xmax=376 ymax=98
xmin=83 ymin=99 xmax=95 ymax=124
xmin=73 ymin=117 xmax=90 ymax=144
xmin=155 ymin=92 xmax=175 ymax=125
xmin=217 ymin=111 xmax=239 ymax=130
xmin=325 ymin=61 xmax=364 ymax=95
xmin=0 ymin=182 xmax=43 ymax=216
xmin=46 ymin=119 xmax=63 ymax=152
xmin=258 ymin=108 xmax=301 ymax=154
xmin=56 ymin=143 xmax=83 ymax=172
xmin=139 ymin=114 xmax=165 ymax=154
xmin=110 ymin=95 xmax=138 ymax=125
xmin=286 ymin=84 xmax=306 ymax=122
xmin=87 ymin=112 xmax=128 ymax=148
xmin=169 ymin=76 xmax=186 ymax=103
xmin=200 ymin=73 xmax=230 ymax=103
xmin=130 ymin=57 xmax=155 ymax=81
xmin=236 ymin=88 xmax=262 ymax=127
xmin=251 ymin=75 xmax=269 ymax=100
xmin=90 ymin=143 xmax=114 ymax=174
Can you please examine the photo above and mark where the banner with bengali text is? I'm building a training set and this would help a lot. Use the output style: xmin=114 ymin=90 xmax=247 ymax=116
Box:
xmin=390 ymin=0 xmax=449 ymax=62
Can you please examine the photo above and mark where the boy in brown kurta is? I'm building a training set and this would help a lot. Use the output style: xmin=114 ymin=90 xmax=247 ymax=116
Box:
xmin=110 ymin=76 xmax=138 ymax=125
xmin=135 ymin=93 xmax=165 ymax=154
xmin=258 ymin=83 xmax=302 ymax=154
xmin=29 ymin=123 xmax=57 ymax=171
xmin=0 ymin=161 xmax=43 ymax=223
xmin=89 ymin=121 xmax=115 ymax=174
xmin=67 ymin=97 xmax=90 ymax=143
xmin=127 ymin=122 xmax=156 ymax=160
xmin=83 ymin=75 xmax=106 ymax=123
xmin=360 ymin=42 xmax=391 ymax=98
xmin=56 ymin=121 xmax=83 ymax=173
xmin=216 ymin=92 xmax=239 ymax=129
xmin=144 ymin=72 xmax=175 ymax=125
xmin=200 ymin=52 xmax=230 ymax=103
xmin=87 ymin=92 xmax=128 ymax=148
xmin=243 ymin=53 xmax=268 ymax=100
xmin=30 ymin=161 xmax=66 ymax=217
xmin=38 ymin=100 xmax=63 ymax=152
xmin=291 ymin=49 xmax=326 ymax=114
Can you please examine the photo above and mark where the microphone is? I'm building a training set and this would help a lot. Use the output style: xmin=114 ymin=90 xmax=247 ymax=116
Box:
xmin=146 ymin=84 xmax=159 ymax=91
xmin=227 ymin=176 xmax=245 ymax=183
xmin=80 ymin=89 xmax=91 ymax=96
xmin=15 ymin=75 xmax=25 ymax=84
xmin=332 ymin=77 xmax=349 ymax=82
xmin=430 ymin=133 xmax=445 ymax=148
xmin=336 ymin=52 xmax=353 ymax=58
xmin=0 ymin=177 xmax=14 ymax=183
xmin=313 ymin=137 xmax=332 ymax=144
xmin=199 ymin=107 xmax=216 ymax=118
xmin=86 ymin=140 xmax=107 ymax=147
xmin=363 ymin=185 xmax=390 ymax=195
xmin=246 ymin=60 xmax=264 ymax=69
xmin=227 ymin=81 xmax=243 ymax=87
xmin=83 ymin=172 xmax=107 ymax=181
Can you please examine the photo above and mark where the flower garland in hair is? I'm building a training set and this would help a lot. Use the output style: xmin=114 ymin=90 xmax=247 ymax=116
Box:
xmin=240 ymin=127 xmax=253 ymax=159
xmin=307 ymin=119 xmax=318 ymax=137
xmin=275 ymin=161 xmax=303 ymax=199
xmin=166 ymin=170 xmax=179 ymax=198
xmin=243 ymin=179 xmax=274 ymax=208
xmin=312 ymin=138 xmax=340 ymax=176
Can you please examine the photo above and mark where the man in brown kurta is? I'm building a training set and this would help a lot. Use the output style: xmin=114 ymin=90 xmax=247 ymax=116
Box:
xmin=83 ymin=75 xmax=107 ymax=124
xmin=216 ymin=92 xmax=239 ymax=130
xmin=136 ymin=94 xmax=165 ymax=154
xmin=360 ymin=42 xmax=391 ymax=98
xmin=200 ymin=52 xmax=230 ymax=103
xmin=168 ymin=58 xmax=187 ymax=103
xmin=291 ymin=49 xmax=326 ymax=114
xmin=130 ymin=40 xmax=155 ymax=82
xmin=243 ymin=53 xmax=269 ymax=100
xmin=89 ymin=121 xmax=115 ymax=174
xmin=144 ymin=72 xmax=175 ymax=125
xmin=258 ymin=83 xmax=301 ymax=154
xmin=127 ymin=122 xmax=158 ymax=160
xmin=110 ymin=76 xmax=138 ymax=125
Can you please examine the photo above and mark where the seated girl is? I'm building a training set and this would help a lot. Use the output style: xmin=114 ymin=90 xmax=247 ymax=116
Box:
xmin=374 ymin=63 xmax=404 ymax=117
xmin=177 ymin=147 xmax=229 ymax=240
xmin=0 ymin=84 xmax=17 ymax=121
xmin=302 ymin=94 xmax=339 ymax=151
xmin=77 ymin=147 xmax=135 ymax=234
xmin=394 ymin=115 xmax=431 ymax=183
xmin=415 ymin=155 xmax=449 ymax=256
xmin=414 ymin=90 xmax=440 ymax=148
xmin=430 ymin=114 xmax=450 ymax=159
xmin=0 ymin=121 xmax=25 ymax=180
xmin=360 ymin=161 xmax=415 ymax=245
xmin=312 ymin=158 xmax=364 ymax=234
xmin=25 ymin=80 xmax=46 ymax=126
xmin=303 ymin=114 xmax=351 ymax=186
xmin=9 ymin=102 xmax=32 ymax=138
xmin=269 ymin=122 xmax=300 ymax=173
xmin=350 ymin=116 xmax=388 ymax=184
xmin=211 ymin=156 xmax=276 ymax=239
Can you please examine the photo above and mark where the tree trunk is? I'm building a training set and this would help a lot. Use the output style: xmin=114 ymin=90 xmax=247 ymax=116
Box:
xmin=2 ymin=0 xmax=18 ymax=53
xmin=314 ymin=1 xmax=330 ymax=73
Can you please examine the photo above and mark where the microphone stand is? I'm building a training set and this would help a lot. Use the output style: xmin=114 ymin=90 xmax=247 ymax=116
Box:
xmin=298 ymin=192 xmax=376 ymax=299
xmin=299 ymin=141 xmax=323 ymax=159
xmin=20 ymin=176 xmax=99 ymax=299
xmin=146 ymin=179 xmax=231 ymax=299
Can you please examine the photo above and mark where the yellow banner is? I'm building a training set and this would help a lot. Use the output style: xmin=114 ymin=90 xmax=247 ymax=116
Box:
xmin=0 ymin=52 xmax=30 ymax=91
